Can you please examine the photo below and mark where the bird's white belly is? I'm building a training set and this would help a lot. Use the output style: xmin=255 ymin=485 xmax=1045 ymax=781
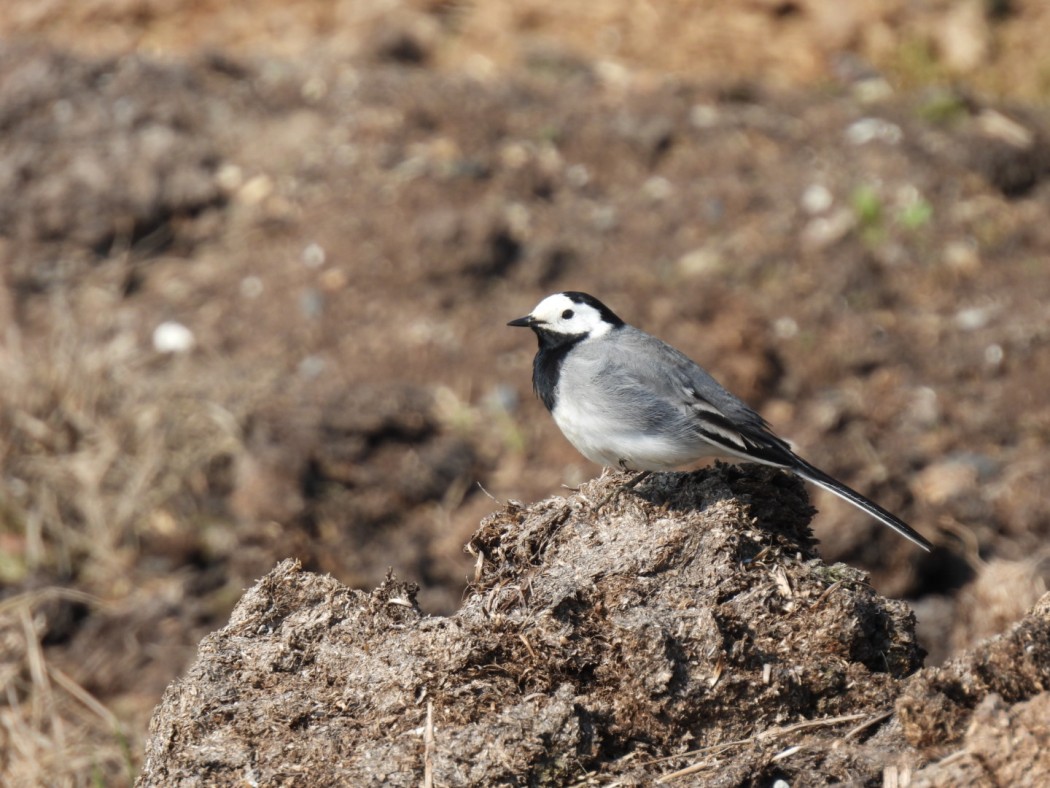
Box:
xmin=551 ymin=396 xmax=717 ymax=471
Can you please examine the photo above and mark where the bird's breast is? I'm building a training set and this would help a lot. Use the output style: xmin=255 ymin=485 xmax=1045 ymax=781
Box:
xmin=551 ymin=390 xmax=714 ymax=471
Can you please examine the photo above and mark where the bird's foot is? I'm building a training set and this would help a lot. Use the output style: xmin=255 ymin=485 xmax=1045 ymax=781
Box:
xmin=622 ymin=470 xmax=652 ymax=490
xmin=593 ymin=469 xmax=652 ymax=509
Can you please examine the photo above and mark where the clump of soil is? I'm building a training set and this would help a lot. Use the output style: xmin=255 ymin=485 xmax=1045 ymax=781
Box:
xmin=137 ymin=465 xmax=1021 ymax=786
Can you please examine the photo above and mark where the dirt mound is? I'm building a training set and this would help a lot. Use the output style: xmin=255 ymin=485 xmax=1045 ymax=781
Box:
xmin=137 ymin=466 xmax=959 ymax=785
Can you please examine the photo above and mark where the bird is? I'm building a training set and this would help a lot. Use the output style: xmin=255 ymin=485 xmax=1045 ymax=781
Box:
xmin=508 ymin=291 xmax=932 ymax=551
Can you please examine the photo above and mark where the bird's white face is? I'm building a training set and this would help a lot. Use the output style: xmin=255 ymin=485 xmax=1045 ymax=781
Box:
xmin=521 ymin=293 xmax=613 ymax=338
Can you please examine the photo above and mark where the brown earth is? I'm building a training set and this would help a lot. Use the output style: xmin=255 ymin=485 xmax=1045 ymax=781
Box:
xmin=1 ymin=1 xmax=1050 ymax=785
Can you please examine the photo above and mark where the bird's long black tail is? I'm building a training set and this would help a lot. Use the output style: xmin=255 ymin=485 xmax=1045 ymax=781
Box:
xmin=791 ymin=458 xmax=932 ymax=552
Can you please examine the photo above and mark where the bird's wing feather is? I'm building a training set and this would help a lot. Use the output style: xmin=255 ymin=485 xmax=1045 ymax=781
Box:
xmin=591 ymin=327 xmax=795 ymax=463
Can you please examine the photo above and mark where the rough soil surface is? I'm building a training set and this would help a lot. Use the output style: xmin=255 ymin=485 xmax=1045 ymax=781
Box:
xmin=2 ymin=2 xmax=1050 ymax=785
xmin=137 ymin=469 xmax=1050 ymax=786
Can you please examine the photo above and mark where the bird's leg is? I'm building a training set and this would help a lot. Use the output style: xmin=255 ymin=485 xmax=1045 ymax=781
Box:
xmin=623 ymin=470 xmax=651 ymax=489
xmin=615 ymin=458 xmax=651 ymax=489
xmin=591 ymin=464 xmax=653 ymax=509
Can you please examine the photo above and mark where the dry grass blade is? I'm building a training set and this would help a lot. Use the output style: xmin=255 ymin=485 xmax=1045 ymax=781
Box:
xmin=0 ymin=587 xmax=104 ymax=617
xmin=48 ymin=665 xmax=122 ymax=730
xmin=423 ymin=700 xmax=435 ymax=788
xmin=655 ymin=758 xmax=715 ymax=783
xmin=19 ymin=606 xmax=62 ymax=748
xmin=770 ymin=744 xmax=802 ymax=762
xmin=844 ymin=709 xmax=894 ymax=740
xmin=653 ymin=712 xmax=874 ymax=782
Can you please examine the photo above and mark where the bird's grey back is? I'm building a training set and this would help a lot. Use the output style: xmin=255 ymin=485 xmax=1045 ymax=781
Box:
xmin=564 ymin=325 xmax=767 ymax=428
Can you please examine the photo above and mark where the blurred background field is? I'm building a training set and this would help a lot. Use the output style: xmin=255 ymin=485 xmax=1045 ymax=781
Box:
xmin=1 ymin=1 xmax=1050 ymax=784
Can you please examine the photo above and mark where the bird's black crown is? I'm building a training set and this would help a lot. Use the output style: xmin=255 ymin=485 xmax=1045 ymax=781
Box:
xmin=561 ymin=291 xmax=625 ymax=327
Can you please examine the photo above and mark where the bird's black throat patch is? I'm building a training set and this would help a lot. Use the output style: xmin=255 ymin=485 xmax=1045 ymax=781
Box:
xmin=530 ymin=327 xmax=587 ymax=411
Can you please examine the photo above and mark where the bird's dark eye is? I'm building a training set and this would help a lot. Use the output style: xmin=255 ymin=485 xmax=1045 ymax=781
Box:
xmin=562 ymin=309 xmax=575 ymax=319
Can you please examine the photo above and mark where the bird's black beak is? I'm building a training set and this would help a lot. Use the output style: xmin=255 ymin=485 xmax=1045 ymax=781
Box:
xmin=507 ymin=315 xmax=536 ymax=328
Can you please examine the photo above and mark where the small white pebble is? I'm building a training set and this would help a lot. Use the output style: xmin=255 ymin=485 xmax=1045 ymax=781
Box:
xmin=238 ymin=173 xmax=274 ymax=205
xmin=302 ymin=242 xmax=326 ymax=268
xmin=298 ymin=355 xmax=326 ymax=378
xmin=152 ymin=321 xmax=195 ymax=354
xmin=300 ymin=288 xmax=324 ymax=319
xmin=676 ymin=248 xmax=722 ymax=276
xmin=589 ymin=204 xmax=618 ymax=232
xmin=215 ymin=163 xmax=243 ymax=192
xmin=801 ymin=184 xmax=833 ymax=215
xmin=800 ymin=208 xmax=855 ymax=249
xmin=301 ymin=75 xmax=328 ymax=102
xmin=954 ymin=306 xmax=993 ymax=331
xmin=845 ymin=117 xmax=902 ymax=146
xmin=773 ymin=316 xmax=799 ymax=339
xmin=566 ymin=164 xmax=590 ymax=188
xmin=909 ymin=386 xmax=940 ymax=426
xmin=641 ymin=176 xmax=673 ymax=202
xmin=943 ymin=240 xmax=980 ymax=273
xmin=499 ymin=142 xmax=530 ymax=169
xmin=594 ymin=59 xmax=630 ymax=88
xmin=984 ymin=343 xmax=1004 ymax=367
xmin=240 ymin=276 xmax=264 ymax=298
xmin=853 ymin=77 xmax=893 ymax=103
xmin=689 ymin=104 xmax=719 ymax=128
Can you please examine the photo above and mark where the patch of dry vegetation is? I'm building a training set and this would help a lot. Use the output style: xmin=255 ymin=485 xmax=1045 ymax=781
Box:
xmin=0 ymin=300 xmax=244 ymax=785
xmin=0 ymin=587 xmax=131 ymax=787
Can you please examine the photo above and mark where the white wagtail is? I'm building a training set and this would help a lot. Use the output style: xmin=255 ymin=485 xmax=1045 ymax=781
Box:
xmin=508 ymin=291 xmax=932 ymax=551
